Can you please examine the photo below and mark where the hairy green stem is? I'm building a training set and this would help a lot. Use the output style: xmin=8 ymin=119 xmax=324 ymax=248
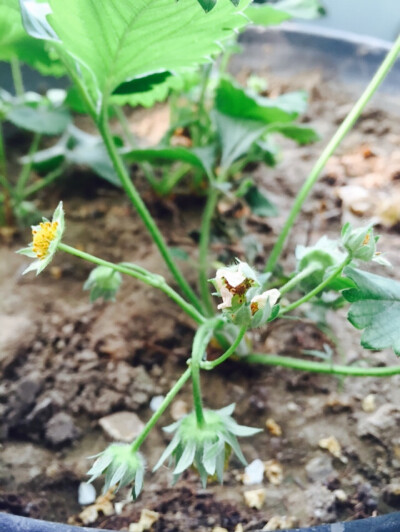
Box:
xmin=201 ymin=325 xmax=246 ymax=370
xmin=190 ymin=322 xmax=218 ymax=427
xmin=198 ymin=188 xmax=219 ymax=315
xmin=0 ymin=120 xmax=13 ymax=226
xmin=16 ymin=133 xmax=41 ymax=198
xmin=245 ymin=353 xmax=400 ymax=377
xmin=98 ymin=110 xmax=203 ymax=313
xmin=279 ymin=256 xmax=351 ymax=316
xmin=265 ymin=34 xmax=400 ymax=273
xmin=131 ymin=367 xmax=191 ymax=452
xmin=57 ymin=242 xmax=205 ymax=324
xmin=10 ymin=56 xmax=24 ymax=97
xmin=278 ymin=261 xmax=320 ymax=296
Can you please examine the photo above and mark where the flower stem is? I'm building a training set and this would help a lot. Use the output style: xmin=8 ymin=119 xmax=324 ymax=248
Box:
xmin=278 ymin=261 xmax=321 ymax=296
xmin=245 ymin=353 xmax=400 ymax=377
xmin=57 ymin=242 xmax=205 ymax=324
xmin=131 ymin=367 xmax=192 ymax=452
xmin=265 ymin=33 xmax=400 ymax=274
xmin=190 ymin=322 xmax=217 ymax=427
xmin=10 ymin=56 xmax=24 ymax=97
xmin=279 ymin=256 xmax=351 ymax=316
xmin=0 ymin=120 xmax=13 ymax=226
xmin=97 ymin=110 xmax=203 ymax=314
xmin=16 ymin=133 xmax=41 ymax=198
xmin=201 ymin=325 xmax=247 ymax=370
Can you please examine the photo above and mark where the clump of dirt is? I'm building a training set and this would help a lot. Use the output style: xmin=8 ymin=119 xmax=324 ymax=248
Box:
xmin=2 ymin=63 xmax=400 ymax=531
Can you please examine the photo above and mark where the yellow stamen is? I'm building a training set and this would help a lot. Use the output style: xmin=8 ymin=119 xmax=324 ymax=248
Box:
xmin=32 ymin=221 xmax=58 ymax=260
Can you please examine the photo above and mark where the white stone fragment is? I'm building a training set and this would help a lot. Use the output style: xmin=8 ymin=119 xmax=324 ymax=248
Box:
xmin=243 ymin=459 xmax=265 ymax=485
xmin=78 ymin=482 xmax=96 ymax=506
xmin=149 ymin=395 xmax=165 ymax=412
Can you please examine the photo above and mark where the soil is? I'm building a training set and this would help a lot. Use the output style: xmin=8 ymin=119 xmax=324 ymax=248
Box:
xmin=2 ymin=42 xmax=400 ymax=532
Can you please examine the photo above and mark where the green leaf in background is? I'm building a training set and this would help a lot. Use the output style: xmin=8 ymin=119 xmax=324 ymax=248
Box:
xmin=243 ymin=184 xmax=278 ymax=217
xmin=266 ymin=123 xmax=320 ymax=145
xmin=7 ymin=103 xmax=70 ymax=135
xmin=21 ymin=125 xmax=120 ymax=186
xmin=123 ymin=146 xmax=215 ymax=178
xmin=41 ymin=0 xmax=250 ymax=103
xmin=214 ymin=111 xmax=267 ymax=169
xmin=216 ymin=78 xmax=308 ymax=124
xmin=247 ymin=0 xmax=325 ymax=26
xmin=343 ymin=267 xmax=400 ymax=356
xmin=0 ymin=0 xmax=64 ymax=76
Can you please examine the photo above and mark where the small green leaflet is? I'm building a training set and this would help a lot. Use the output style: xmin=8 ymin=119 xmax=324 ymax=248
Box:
xmin=216 ymin=78 xmax=308 ymax=124
xmin=247 ymin=0 xmax=325 ymax=26
xmin=343 ymin=267 xmax=400 ymax=356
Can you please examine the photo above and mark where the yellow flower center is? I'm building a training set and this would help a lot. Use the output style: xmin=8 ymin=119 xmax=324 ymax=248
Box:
xmin=32 ymin=221 xmax=58 ymax=260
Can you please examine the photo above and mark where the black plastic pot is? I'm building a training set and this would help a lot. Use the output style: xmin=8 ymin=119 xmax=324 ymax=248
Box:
xmin=2 ymin=511 xmax=400 ymax=532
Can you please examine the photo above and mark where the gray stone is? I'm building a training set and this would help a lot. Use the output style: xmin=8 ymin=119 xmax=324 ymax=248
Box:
xmin=305 ymin=454 xmax=334 ymax=483
xmin=357 ymin=403 xmax=400 ymax=446
xmin=99 ymin=411 xmax=145 ymax=442
xmin=45 ymin=412 xmax=81 ymax=447
xmin=0 ymin=315 xmax=37 ymax=370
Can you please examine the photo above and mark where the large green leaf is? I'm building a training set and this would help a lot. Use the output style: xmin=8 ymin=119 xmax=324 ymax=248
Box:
xmin=43 ymin=0 xmax=250 ymax=101
xmin=215 ymin=78 xmax=307 ymax=124
xmin=0 ymin=0 xmax=64 ymax=75
xmin=247 ymin=0 xmax=325 ymax=26
xmin=343 ymin=267 xmax=400 ymax=356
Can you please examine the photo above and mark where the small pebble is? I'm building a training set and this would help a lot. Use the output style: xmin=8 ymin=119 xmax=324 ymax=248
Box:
xmin=319 ymin=435 xmax=347 ymax=462
xmin=150 ymin=395 xmax=165 ymax=412
xmin=263 ymin=515 xmax=298 ymax=531
xmin=99 ymin=411 xmax=145 ymax=442
xmin=243 ymin=459 xmax=264 ymax=485
xmin=362 ymin=394 xmax=376 ymax=413
xmin=171 ymin=399 xmax=189 ymax=420
xmin=78 ymin=482 xmax=96 ymax=506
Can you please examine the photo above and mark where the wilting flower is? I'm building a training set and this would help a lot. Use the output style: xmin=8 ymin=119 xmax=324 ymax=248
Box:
xmin=153 ymin=404 xmax=261 ymax=487
xmin=17 ymin=201 xmax=64 ymax=275
xmin=250 ymin=289 xmax=280 ymax=315
xmin=211 ymin=261 xmax=279 ymax=328
xmin=213 ymin=261 xmax=259 ymax=310
xmin=88 ymin=443 xmax=146 ymax=499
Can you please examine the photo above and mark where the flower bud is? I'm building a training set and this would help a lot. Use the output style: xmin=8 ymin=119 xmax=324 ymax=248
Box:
xmin=84 ymin=266 xmax=122 ymax=302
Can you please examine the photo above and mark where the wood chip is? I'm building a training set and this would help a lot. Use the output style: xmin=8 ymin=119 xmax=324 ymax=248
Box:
xmin=265 ymin=418 xmax=282 ymax=437
xmin=264 ymin=459 xmax=283 ymax=485
xmin=263 ymin=515 xmax=298 ymax=531
xmin=243 ymin=488 xmax=266 ymax=509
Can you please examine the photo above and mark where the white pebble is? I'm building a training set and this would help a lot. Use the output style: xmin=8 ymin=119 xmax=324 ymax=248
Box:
xmin=78 ymin=482 xmax=96 ymax=506
xmin=243 ymin=458 xmax=264 ymax=485
xmin=150 ymin=395 xmax=165 ymax=411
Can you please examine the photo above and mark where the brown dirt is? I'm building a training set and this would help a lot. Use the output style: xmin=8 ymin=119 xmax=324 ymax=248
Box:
xmin=2 ymin=62 xmax=400 ymax=531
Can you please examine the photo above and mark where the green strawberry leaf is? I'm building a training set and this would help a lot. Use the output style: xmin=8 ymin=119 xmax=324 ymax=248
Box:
xmin=29 ymin=0 xmax=251 ymax=105
xmin=343 ymin=267 xmax=400 ymax=356
xmin=216 ymin=77 xmax=307 ymax=124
